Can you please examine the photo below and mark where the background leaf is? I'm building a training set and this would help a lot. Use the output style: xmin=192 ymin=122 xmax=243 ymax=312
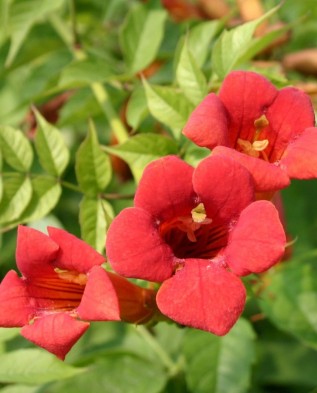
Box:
xmin=75 ymin=120 xmax=112 ymax=196
xmin=104 ymin=133 xmax=178 ymax=182
xmin=143 ymin=79 xmax=193 ymax=135
xmin=0 ymin=126 xmax=33 ymax=172
xmin=212 ymin=5 xmax=281 ymax=79
xmin=259 ymin=254 xmax=317 ymax=349
xmin=176 ymin=40 xmax=207 ymax=105
xmin=0 ymin=174 xmax=32 ymax=225
xmin=79 ymin=197 xmax=113 ymax=253
xmin=34 ymin=110 xmax=70 ymax=177
xmin=46 ymin=354 xmax=167 ymax=393
xmin=0 ymin=348 xmax=83 ymax=384
xmin=120 ymin=4 xmax=167 ymax=74
xmin=183 ymin=319 xmax=256 ymax=393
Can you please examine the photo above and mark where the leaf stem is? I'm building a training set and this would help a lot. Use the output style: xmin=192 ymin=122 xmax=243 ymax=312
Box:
xmin=135 ymin=325 xmax=180 ymax=376
xmin=60 ymin=180 xmax=82 ymax=193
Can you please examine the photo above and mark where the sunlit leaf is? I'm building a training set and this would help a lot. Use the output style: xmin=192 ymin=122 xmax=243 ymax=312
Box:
xmin=0 ymin=126 xmax=33 ymax=172
xmin=0 ymin=174 xmax=32 ymax=225
xmin=34 ymin=109 xmax=70 ymax=177
xmin=212 ymin=4 xmax=281 ymax=78
xmin=0 ymin=349 xmax=83 ymax=384
xmin=104 ymin=133 xmax=178 ymax=182
xmin=143 ymin=79 xmax=193 ymax=136
xmin=79 ymin=197 xmax=114 ymax=253
xmin=120 ymin=4 xmax=167 ymax=74
xmin=18 ymin=176 xmax=62 ymax=223
xmin=187 ymin=20 xmax=224 ymax=68
xmin=183 ymin=319 xmax=256 ymax=393
xmin=126 ymin=86 xmax=149 ymax=130
xmin=75 ymin=120 xmax=112 ymax=196
xmin=176 ymin=40 xmax=207 ymax=105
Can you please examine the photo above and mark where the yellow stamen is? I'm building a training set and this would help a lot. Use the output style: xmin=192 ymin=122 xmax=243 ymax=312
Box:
xmin=54 ymin=268 xmax=87 ymax=285
xmin=252 ymin=139 xmax=269 ymax=151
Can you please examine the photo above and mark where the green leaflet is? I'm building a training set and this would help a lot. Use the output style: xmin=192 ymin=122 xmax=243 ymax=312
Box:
xmin=120 ymin=4 xmax=167 ymax=74
xmin=34 ymin=109 xmax=70 ymax=177
xmin=75 ymin=120 xmax=112 ymax=196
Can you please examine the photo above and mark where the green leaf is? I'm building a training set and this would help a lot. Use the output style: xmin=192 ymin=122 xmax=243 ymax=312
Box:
xmin=143 ymin=79 xmax=193 ymax=136
xmin=126 ymin=86 xmax=149 ymax=130
xmin=5 ymin=0 xmax=64 ymax=66
xmin=212 ymin=4 xmax=281 ymax=79
xmin=75 ymin=120 xmax=112 ymax=196
xmin=0 ymin=385 xmax=39 ymax=393
xmin=0 ymin=126 xmax=33 ymax=172
xmin=18 ymin=176 xmax=62 ymax=223
xmin=34 ymin=109 xmax=70 ymax=177
xmin=120 ymin=4 xmax=167 ymax=74
xmin=58 ymin=58 xmax=115 ymax=89
xmin=104 ymin=133 xmax=178 ymax=182
xmin=259 ymin=255 xmax=317 ymax=349
xmin=0 ymin=328 xmax=20 ymax=343
xmin=46 ymin=354 xmax=166 ymax=393
xmin=79 ymin=197 xmax=114 ymax=253
xmin=0 ymin=173 xmax=32 ymax=225
xmin=187 ymin=20 xmax=224 ymax=68
xmin=176 ymin=40 xmax=207 ymax=105
xmin=183 ymin=319 xmax=256 ymax=393
xmin=0 ymin=349 xmax=83 ymax=384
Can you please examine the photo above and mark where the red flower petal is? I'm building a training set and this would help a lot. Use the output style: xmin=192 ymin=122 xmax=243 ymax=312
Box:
xmin=21 ymin=313 xmax=89 ymax=360
xmin=182 ymin=94 xmax=229 ymax=149
xmin=267 ymin=87 xmax=315 ymax=162
xmin=0 ymin=270 xmax=34 ymax=327
xmin=224 ymin=200 xmax=286 ymax=276
xmin=134 ymin=156 xmax=196 ymax=221
xmin=193 ymin=155 xmax=254 ymax=224
xmin=77 ymin=266 xmax=121 ymax=321
xmin=16 ymin=226 xmax=59 ymax=278
xmin=47 ymin=227 xmax=105 ymax=273
xmin=157 ymin=259 xmax=246 ymax=335
xmin=106 ymin=207 xmax=174 ymax=282
xmin=212 ymin=146 xmax=290 ymax=192
xmin=281 ymin=127 xmax=317 ymax=179
xmin=219 ymin=71 xmax=277 ymax=146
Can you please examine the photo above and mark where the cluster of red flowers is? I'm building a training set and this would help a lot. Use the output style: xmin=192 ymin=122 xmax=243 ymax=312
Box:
xmin=1 ymin=71 xmax=316 ymax=359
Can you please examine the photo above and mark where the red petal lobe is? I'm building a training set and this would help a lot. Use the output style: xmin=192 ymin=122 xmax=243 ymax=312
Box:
xmin=219 ymin=71 xmax=278 ymax=146
xmin=21 ymin=313 xmax=89 ymax=360
xmin=281 ymin=127 xmax=317 ymax=179
xmin=225 ymin=200 xmax=286 ymax=276
xmin=182 ymin=94 xmax=229 ymax=149
xmin=0 ymin=270 xmax=34 ymax=326
xmin=212 ymin=146 xmax=290 ymax=192
xmin=267 ymin=88 xmax=315 ymax=162
xmin=134 ymin=156 xmax=196 ymax=221
xmin=77 ymin=266 xmax=120 ymax=321
xmin=47 ymin=227 xmax=105 ymax=273
xmin=157 ymin=259 xmax=246 ymax=335
xmin=193 ymin=155 xmax=254 ymax=224
xmin=16 ymin=226 xmax=59 ymax=278
xmin=106 ymin=207 xmax=174 ymax=282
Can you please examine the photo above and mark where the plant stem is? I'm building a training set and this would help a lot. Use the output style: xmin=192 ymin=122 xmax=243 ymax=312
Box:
xmin=135 ymin=325 xmax=180 ymax=376
xmin=60 ymin=180 xmax=82 ymax=193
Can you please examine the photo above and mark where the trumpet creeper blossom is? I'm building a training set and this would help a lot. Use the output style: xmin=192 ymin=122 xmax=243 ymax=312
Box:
xmin=183 ymin=71 xmax=317 ymax=192
xmin=0 ymin=226 xmax=157 ymax=359
xmin=106 ymin=155 xmax=286 ymax=335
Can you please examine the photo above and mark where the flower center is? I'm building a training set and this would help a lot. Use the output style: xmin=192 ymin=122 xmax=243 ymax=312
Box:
xmin=159 ymin=203 xmax=228 ymax=262
xmin=237 ymin=114 xmax=270 ymax=161
xmin=27 ymin=269 xmax=87 ymax=315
